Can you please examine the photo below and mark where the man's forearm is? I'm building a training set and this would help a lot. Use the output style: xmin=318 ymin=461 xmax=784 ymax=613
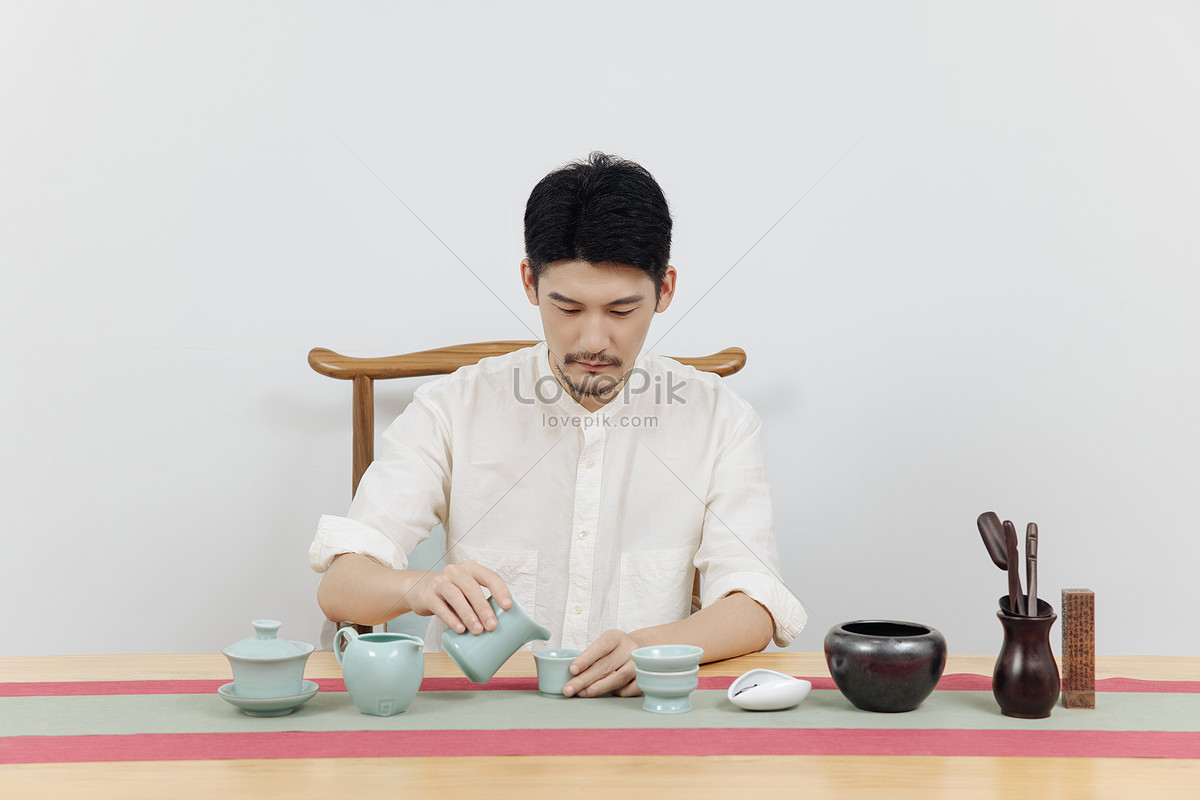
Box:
xmin=316 ymin=553 xmax=428 ymax=626
xmin=629 ymin=591 xmax=774 ymax=662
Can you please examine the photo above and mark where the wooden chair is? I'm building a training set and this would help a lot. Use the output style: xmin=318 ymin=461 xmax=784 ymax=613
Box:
xmin=310 ymin=341 xmax=747 ymax=634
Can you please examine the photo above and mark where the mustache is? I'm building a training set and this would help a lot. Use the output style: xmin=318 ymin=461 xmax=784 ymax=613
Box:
xmin=564 ymin=352 xmax=622 ymax=368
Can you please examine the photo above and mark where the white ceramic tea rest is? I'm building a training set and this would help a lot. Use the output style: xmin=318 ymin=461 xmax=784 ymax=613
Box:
xmin=727 ymin=669 xmax=812 ymax=711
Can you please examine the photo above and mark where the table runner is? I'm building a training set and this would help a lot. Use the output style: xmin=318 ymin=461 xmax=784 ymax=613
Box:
xmin=3 ymin=675 xmax=1198 ymax=763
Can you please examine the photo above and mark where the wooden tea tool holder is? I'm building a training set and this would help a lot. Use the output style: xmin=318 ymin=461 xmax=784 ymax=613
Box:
xmin=1062 ymin=588 xmax=1096 ymax=709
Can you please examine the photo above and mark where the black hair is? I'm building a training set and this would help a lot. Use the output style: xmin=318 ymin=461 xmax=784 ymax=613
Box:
xmin=523 ymin=152 xmax=672 ymax=297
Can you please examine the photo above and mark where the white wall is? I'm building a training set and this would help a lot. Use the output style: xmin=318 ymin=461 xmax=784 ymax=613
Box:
xmin=2 ymin=1 xmax=1197 ymax=658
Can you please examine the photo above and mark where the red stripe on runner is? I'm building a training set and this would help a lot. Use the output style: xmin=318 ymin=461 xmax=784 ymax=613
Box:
xmin=3 ymin=728 xmax=1198 ymax=764
xmin=1 ymin=675 xmax=1196 ymax=697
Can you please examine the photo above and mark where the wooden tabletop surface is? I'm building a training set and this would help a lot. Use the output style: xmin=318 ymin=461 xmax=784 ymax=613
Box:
xmin=4 ymin=650 xmax=1196 ymax=682
xmin=2 ymin=652 xmax=1197 ymax=800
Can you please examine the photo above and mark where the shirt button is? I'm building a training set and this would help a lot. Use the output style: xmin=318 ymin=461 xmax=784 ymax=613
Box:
xmin=573 ymin=605 xmax=583 ymax=615
xmin=586 ymin=459 xmax=595 ymax=468
xmin=578 ymin=530 xmax=589 ymax=539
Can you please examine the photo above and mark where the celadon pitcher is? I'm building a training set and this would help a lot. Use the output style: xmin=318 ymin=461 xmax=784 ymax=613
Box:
xmin=333 ymin=630 xmax=425 ymax=716
xmin=441 ymin=597 xmax=551 ymax=683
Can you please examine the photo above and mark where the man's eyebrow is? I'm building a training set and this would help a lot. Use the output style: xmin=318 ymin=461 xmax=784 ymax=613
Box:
xmin=546 ymin=291 xmax=646 ymax=306
xmin=605 ymin=294 xmax=645 ymax=306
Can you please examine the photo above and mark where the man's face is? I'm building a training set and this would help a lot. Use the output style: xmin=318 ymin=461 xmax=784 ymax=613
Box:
xmin=522 ymin=259 xmax=676 ymax=411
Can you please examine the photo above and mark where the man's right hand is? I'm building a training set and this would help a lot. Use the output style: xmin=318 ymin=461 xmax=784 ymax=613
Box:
xmin=404 ymin=560 xmax=513 ymax=635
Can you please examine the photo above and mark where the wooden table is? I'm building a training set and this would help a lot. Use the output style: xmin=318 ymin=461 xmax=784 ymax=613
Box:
xmin=2 ymin=652 xmax=1197 ymax=799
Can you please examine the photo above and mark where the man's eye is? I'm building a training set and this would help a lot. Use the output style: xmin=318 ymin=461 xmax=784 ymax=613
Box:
xmin=557 ymin=307 xmax=581 ymax=315
xmin=611 ymin=309 xmax=634 ymax=317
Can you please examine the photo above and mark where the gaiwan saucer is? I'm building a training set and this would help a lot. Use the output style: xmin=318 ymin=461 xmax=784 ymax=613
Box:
xmin=218 ymin=680 xmax=319 ymax=717
xmin=727 ymin=669 xmax=812 ymax=711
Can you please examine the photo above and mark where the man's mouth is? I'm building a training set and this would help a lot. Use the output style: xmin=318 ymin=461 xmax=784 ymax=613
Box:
xmin=566 ymin=355 xmax=619 ymax=369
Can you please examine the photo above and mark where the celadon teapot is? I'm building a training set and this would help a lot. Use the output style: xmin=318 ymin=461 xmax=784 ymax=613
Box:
xmin=333 ymin=630 xmax=425 ymax=716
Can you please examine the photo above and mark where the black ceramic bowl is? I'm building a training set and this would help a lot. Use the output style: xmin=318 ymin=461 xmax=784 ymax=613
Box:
xmin=824 ymin=620 xmax=947 ymax=713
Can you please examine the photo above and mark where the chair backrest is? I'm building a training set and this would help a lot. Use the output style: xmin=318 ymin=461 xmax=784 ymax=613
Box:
xmin=310 ymin=341 xmax=747 ymax=635
xmin=309 ymin=342 xmax=747 ymax=494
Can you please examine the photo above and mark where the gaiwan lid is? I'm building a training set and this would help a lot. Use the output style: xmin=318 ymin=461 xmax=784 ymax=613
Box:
xmin=223 ymin=619 xmax=312 ymax=660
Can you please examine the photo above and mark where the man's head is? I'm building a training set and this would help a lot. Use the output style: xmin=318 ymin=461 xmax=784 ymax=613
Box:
xmin=521 ymin=153 xmax=677 ymax=411
xmin=523 ymin=152 xmax=673 ymax=300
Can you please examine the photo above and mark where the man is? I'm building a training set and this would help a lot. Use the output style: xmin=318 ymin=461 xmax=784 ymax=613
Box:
xmin=311 ymin=152 xmax=804 ymax=697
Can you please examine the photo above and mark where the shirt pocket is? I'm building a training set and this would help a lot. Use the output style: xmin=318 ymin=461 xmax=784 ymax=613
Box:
xmin=617 ymin=546 xmax=696 ymax=632
xmin=446 ymin=542 xmax=539 ymax=630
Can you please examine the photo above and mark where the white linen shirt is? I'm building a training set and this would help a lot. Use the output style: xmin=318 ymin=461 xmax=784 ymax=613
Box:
xmin=309 ymin=343 xmax=806 ymax=651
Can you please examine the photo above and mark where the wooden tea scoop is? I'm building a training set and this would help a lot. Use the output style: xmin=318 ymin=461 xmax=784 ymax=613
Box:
xmin=1003 ymin=520 xmax=1026 ymax=615
xmin=977 ymin=511 xmax=1008 ymax=569
xmin=1026 ymin=522 xmax=1038 ymax=615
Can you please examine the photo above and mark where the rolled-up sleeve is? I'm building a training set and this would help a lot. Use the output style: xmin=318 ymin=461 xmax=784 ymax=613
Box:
xmin=309 ymin=515 xmax=407 ymax=572
xmin=308 ymin=388 xmax=452 ymax=574
xmin=694 ymin=406 xmax=807 ymax=646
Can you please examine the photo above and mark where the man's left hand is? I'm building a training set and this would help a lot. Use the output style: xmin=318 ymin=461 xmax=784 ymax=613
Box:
xmin=563 ymin=629 xmax=642 ymax=698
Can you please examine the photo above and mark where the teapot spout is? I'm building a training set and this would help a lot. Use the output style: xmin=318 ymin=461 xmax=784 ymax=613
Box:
xmin=528 ymin=623 xmax=551 ymax=644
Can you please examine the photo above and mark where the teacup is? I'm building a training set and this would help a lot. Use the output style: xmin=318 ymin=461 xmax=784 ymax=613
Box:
xmin=533 ymin=649 xmax=582 ymax=696
xmin=636 ymin=666 xmax=700 ymax=714
xmin=222 ymin=619 xmax=314 ymax=698
xmin=631 ymin=644 xmax=704 ymax=672
xmin=441 ymin=597 xmax=551 ymax=683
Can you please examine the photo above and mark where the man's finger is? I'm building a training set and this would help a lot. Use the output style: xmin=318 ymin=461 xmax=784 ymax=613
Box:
xmin=426 ymin=595 xmax=468 ymax=635
xmin=467 ymin=563 xmax=513 ymax=612
xmin=567 ymin=635 xmax=611 ymax=680
xmin=438 ymin=584 xmax=484 ymax=634
xmin=576 ymin=662 xmax=636 ymax=698
xmin=566 ymin=648 xmax=626 ymax=696
xmin=455 ymin=576 xmax=498 ymax=632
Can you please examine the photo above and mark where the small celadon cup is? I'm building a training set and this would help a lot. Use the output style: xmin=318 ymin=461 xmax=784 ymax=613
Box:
xmin=630 ymin=644 xmax=704 ymax=672
xmin=222 ymin=619 xmax=315 ymax=698
xmin=533 ymin=649 xmax=582 ymax=696
xmin=635 ymin=666 xmax=700 ymax=714
xmin=441 ymin=597 xmax=551 ymax=683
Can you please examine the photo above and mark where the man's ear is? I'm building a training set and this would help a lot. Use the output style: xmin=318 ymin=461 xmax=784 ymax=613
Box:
xmin=655 ymin=265 xmax=678 ymax=313
xmin=520 ymin=259 xmax=540 ymax=306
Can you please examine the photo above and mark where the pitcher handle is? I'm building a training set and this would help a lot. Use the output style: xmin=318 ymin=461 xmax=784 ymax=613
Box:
xmin=333 ymin=627 xmax=358 ymax=666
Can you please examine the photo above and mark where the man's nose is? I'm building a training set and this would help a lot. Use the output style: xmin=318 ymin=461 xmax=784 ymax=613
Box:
xmin=579 ymin=314 xmax=611 ymax=355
